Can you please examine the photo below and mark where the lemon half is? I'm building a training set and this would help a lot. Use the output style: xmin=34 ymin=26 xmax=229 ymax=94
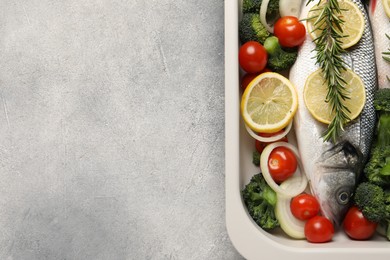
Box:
xmin=241 ymin=72 xmax=298 ymax=133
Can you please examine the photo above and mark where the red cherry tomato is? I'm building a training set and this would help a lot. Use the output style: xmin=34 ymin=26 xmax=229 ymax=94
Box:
xmin=255 ymin=139 xmax=266 ymax=154
xmin=305 ymin=216 xmax=334 ymax=243
xmin=343 ymin=206 xmax=378 ymax=240
xmin=274 ymin=16 xmax=306 ymax=48
xmin=291 ymin=194 xmax=320 ymax=221
xmin=239 ymin=41 xmax=268 ymax=73
xmin=241 ymin=73 xmax=259 ymax=91
xmin=241 ymin=69 xmax=272 ymax=91
xmin=258 ymin=130 xmax=288 ymax=140
xmin=255 ymin=130 xmax=288 ymax=154
xmin=268 ymin=146 xmax=297 ymax=183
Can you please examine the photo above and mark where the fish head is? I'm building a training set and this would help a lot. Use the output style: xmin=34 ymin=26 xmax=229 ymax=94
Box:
xmin=315 ymin=169 xmax=357 ymax=226
xmin=312 ymin=141 xmax=363 ymax=226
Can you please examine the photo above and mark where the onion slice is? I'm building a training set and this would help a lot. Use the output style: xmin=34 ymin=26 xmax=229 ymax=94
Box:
xmin=279 ymin=0 xmax=303 ymax=17
xmin=260 ymin=0 xmax=274 ymax=33
xmin=260 ymin=142 xmax=307 ymax=197
xmin=245 ymin=120 xmax=292 ymax=143
xmin=275 ymin=181 xmax=306 ymax=239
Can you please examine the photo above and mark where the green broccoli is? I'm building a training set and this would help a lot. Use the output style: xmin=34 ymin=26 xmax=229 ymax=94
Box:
xmin=364 ymin=146 xmax=390 ymax=186
xmin=364 ymin=89 xmax=390 ymax=187
xmin=373 ymin=89 xmax=390 ymax=147
xmin=242 ymin=173 xmax=279 ymax=230
xmin=242 ymin=0 xmax=262 ymax=13
xmin=385 ymin=189 xmax=390 ymax=204
xmin=265 ymin=0 xmax=280 ymax=20
xmin=253 ymin=151 xmax=260 ymax=166
xmin=242 ymin=0 xmax=280 ymax=21
xmin=263 ymin=36 xmax=298 ymax=71
xmin=354 ymin=182 xmax=390 ymax=240
xmin=354 ymin=182 xmax=387 ymax=222
xmin=239 ymin=13 xmax=270 ymax=44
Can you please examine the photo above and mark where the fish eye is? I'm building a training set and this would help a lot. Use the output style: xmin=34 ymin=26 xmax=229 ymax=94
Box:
xmin=337 ymin=191 xmax=350 ymax=205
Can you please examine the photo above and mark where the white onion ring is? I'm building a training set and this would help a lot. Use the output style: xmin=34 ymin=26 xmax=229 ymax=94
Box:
xmin=260 ymin=0 xmax=274 ymax=33
xmin=245 ymin=120 xmax=292 ymax=143
xmin=279 ymin=0 xmax=303 ymax=17
xmin=260 ymin=142 xmax=308 ymax=197
xmin=275 ymin=181 xmax=306 ymax=239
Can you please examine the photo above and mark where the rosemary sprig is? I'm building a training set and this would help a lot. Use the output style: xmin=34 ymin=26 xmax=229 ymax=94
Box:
xmin=307 ymin=0 xmax=351 ymax=143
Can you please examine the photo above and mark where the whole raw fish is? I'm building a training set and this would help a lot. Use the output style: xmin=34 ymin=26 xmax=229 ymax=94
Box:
xmin=369 ymin=0 xmax=390 ymax=89
xmin=289 ymin=0 xmax=377 ymax=226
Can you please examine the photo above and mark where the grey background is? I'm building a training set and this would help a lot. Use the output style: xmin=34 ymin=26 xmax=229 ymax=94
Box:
xmin=0 ymin=0 xmax=243 ymax=259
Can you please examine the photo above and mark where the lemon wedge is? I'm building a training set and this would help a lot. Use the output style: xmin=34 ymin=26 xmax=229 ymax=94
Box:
xmin=306 ymin=0 xmax=365 ymax=49
xmin=304 ymin=68 xmax=366 ymax=124
xmin=241 ymin=72 xmax=298 ymax=133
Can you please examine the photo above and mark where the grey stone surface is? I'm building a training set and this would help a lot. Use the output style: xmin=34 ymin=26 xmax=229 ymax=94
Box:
xmin=0 ymin=0 xmax=243 ymax=259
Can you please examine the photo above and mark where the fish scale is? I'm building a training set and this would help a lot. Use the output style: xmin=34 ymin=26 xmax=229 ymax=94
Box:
xmin=340 ymin=0 xmax=376 ymax=162
xmin=289 ymin=0 xmax=377 ymax=225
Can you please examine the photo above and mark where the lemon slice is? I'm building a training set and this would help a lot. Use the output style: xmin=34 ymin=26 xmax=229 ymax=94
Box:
xmin=304 ymin=68 xmax=366 ymax=124
xmin=306 ymin=0 xmax=365 ymax=49
xmin=383 ymin=0 xmax=390 ymax=19
xmin=241 ymin=72 xmax=298 ymax=133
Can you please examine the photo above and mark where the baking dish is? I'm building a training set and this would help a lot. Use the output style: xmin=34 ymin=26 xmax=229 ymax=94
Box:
xmin=224 ymin=1 xmax=390 ymax=259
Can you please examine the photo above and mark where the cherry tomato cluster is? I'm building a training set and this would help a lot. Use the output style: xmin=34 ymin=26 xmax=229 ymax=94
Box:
xmin=289 ymin=197 xmax=378 ymax=242
xmin=290 ymin=193 xmax=334 ymax=243
xmin=290 ymin=194 xmax=378 ymax=242
xmin=239 ymin=16 xmax=306 ymax=91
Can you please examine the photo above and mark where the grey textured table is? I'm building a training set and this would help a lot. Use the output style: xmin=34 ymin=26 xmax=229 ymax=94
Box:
xmin=0 ymin=0 xmax=243 ymax=259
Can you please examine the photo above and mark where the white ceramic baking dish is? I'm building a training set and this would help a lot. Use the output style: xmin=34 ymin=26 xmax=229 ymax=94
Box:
xmin=224 ymin=1 xmax=390 ymax=259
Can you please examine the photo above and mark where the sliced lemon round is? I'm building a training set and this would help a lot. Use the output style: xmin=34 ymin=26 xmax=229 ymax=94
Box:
xmin=383 ymin=0 xmax=390 ymax=19
xmin=241 ymin=72 xmax=298 ymax=133
xmin=304 ymin=68 xmax=366 ymax=124
xmin=306 ymin=0 xmax=365 ymax=49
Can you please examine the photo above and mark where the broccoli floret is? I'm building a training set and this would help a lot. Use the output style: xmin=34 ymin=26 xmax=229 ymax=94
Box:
xmin=373 ymin=89 xmax=390 ymax=147
xmin=263 ymin=36 xmax=298 ymax=71
xmin=242 ymin=0 xmax=280 ymax=22
xmin=242 ymin=173 xmax=279 ymax=230
xmin=354 ymin=183 xmax=390 ymax=240
xmin=265 ymin=0 xmax=280 ymax=22
xmin=364 ymin=146 xmax=390 ymax=186
xmin=242 ymin=0 xmax=262 ymax=13
xmin=374 ymin=88 xmax=390 ymax=112
xmin=364 ymin=89 xmax=390 ymax=187
xmin=385 ymin=189 xmax=390 ymax=205
xmin=239 ymin=13 xmax=270 ymax=44
xmin=354 ymin=182 xmax=387 ymax=222
xmin=253 ymin=151 xmax=260 ymax=166
xmin=356 ymin=89 xmax=390 ymax=240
